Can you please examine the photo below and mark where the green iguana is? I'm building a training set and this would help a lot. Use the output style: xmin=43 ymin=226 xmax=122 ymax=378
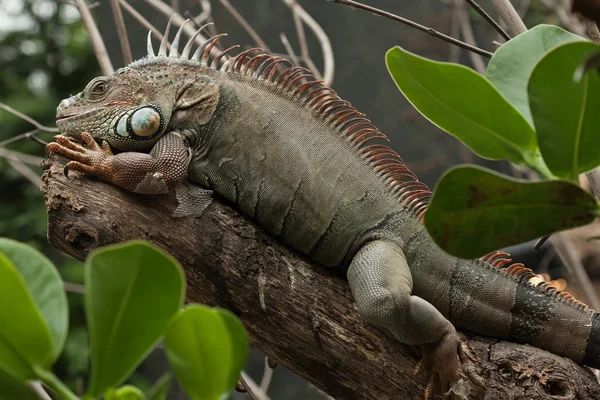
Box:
xmin=47 ymin=17 xmax=600 ymax=396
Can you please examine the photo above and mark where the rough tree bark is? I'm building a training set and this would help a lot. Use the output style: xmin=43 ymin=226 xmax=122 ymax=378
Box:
xmin=42 ymin=156 xmax=600 ymax=400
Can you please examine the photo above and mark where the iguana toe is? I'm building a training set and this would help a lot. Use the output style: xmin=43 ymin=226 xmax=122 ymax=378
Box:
xmin=47 ymin=132 xmax=113 ymax=180
xmin=416 ymin=329 xmax=463 ymax=399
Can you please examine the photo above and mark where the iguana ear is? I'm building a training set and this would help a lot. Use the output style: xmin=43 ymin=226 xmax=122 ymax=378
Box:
xmin=173 ymin=79 xmax=220 ymax=125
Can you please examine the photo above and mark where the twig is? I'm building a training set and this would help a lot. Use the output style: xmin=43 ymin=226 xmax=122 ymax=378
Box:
xmin=280 ymin=33 xmax=301 ymax=66
xmin=73 ymin=0 xmax=114 ymax=75
xmin=551 ymin=233 xmax=600 ymax=310
xmin=238 ymin=375 xmax=258 ymax=400
xmin=457 ymin=2 xmax=487 ymax=73
xmin=195 ymin=0 xmax=212 ymax=24
xmin=330 ymin=0 xmax=493 ymax=58
xmin=282 ymin=0 xmax=335 ymax=85
xmin=464 ymin=0 xmax=511 ymax=40
xmin=30 ymin=382 xmax=53 ymax=400
xmin=217 ymin=0 xmax=270 ymax=51
xmin=64 ymin=282 xmax=85 ymax=294
xmin=0 ymin=104 xmax=58 ymax=132
xmin=0 ymin=147 xmax=45 ymax=165
xmin=142 ymin=0 xmax=223 ymax=59
xmin=584 ymin=19 xmax=600 ymax=43
xmin=119 ymin=0 xmax=169 ymax=49
xmin=240 ymin=372 xmax=271 ymax=400
xmin=288 ymin=0 xmax=321 ymax=78
xmin=449 ymin=0 xmax=461 ymax=63
xmin=489 ymin=0 xmax=527 ymax=36
xmin=109 ymin=0 xmax=133 ymax=65
xmin=6 ymin=158 xmax=43 ymax=187
xmin=518 ymin=0 xmax=531 ymax=19
xmin=259 ymin=356 xmax=274 ymax=393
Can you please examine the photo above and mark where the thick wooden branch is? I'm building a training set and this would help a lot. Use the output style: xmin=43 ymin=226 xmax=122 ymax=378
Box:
xmin=42 ymin=157 xmax=600 ymax=400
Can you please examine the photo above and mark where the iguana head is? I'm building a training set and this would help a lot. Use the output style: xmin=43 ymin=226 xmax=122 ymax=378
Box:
xmin=56 ymin=19 xmax=222 ymax=152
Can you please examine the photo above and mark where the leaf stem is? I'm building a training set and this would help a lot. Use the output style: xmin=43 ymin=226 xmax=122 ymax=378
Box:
xmin=34 ymin=367 xmax=79 ymax=400
xmin=526 ymin=152 xmax=554 ymax=180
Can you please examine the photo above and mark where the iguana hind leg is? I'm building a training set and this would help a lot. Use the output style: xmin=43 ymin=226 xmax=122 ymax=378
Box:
xmin=347 ymin=239 xmax=462 ymax=391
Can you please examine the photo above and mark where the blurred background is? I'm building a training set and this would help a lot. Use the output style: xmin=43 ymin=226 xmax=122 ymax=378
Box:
xmin=1 ymin=0 xmax=598 ymax=398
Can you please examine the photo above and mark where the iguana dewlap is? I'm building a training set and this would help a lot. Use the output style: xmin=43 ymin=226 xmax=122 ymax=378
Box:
xmin=48 ymin=18 xmax=600 ymax=394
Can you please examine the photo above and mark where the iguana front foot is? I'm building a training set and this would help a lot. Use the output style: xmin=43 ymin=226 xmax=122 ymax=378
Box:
xmin=415 ymin=330 xmax=464 ymax=399
xmin=46 ymin=131 xmax=190 ymax=194
xmin=47 ymin=132 xmax=114 ymax=180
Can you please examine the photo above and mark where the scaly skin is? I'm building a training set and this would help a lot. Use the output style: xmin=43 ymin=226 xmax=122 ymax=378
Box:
xmin=47 ymin=21 xmax=600 ymax=396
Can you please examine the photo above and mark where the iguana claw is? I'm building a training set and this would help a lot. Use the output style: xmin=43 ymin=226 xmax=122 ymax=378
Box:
xmin=47 ymin=132 xmax=114 ymax=181
xmin=415 ymin=330 xmax=464 ymax=399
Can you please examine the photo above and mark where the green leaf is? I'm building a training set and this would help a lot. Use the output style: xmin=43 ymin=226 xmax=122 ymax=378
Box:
xmin=0 ymin=252 xmax=53 ymax=379
xmin=486 ymin=24 xmax=584 ymax=125
xmin=85 ymin=241 xmax=185 ymax=397
xmin=146 ymin=373 xmax=171 ymax=400
xmin=528 ymin=41 xmax=600 ymax=180
xmin=164 ymin=305 xmax=248 ymax=400
xmin=0 ymin=238 xmax=68 ymax=362
xmin=424 ymin=166 xmax=598 ymax=258
xmin=0 ymin=366 xmax=38 ymax=400
xmin=386 ymin=46 xmax=539 ymax=166
xmin=106 ymin=386 xmax=145 ymax=400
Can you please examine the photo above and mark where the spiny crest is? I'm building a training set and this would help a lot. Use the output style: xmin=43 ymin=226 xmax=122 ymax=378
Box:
xmin=145 ymin=16 xmax=431 ymax=218
xmin=479 ymin=251 xmax=592 ymax=313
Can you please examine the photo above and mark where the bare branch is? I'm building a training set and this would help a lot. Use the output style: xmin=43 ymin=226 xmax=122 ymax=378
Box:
xmin=280 ymin=32 xmax=301 ymax=66
xmin=282 ymin=0 xmax=334 ymax=85
xmin=29 ymin=382 xmax=52 ymax=400
xmin=330 ymin=0 xmax=493 ymax=58
xmin=0 ymin=104 xmax=58 ymax=132
xmin=464 ymin=0 xmax=511 ymax=40
xmin=73 ymin=0 xmax=114 ymax=75
xmin=64 ymin=282 xmax=85 ymax=294
xmin=142 ymin=0 xmax=224 ymax=59
xmin=119 ymin=0 xmax=167 ymax=48
xmin=584 ymin=18 xmax=600 ymax=42
xmin=259 ymin=356 xmax=274 ymax=393
xmin=109 ymin=0 xmax=133 ymax=65
xmin=551 ymin=233 xmax=600 ymax=310
xmin=217 ymin=0 xmax=271 ymax=51
xmin=288 ymin=0 xmax=320 ymax=78
xmin=488 ymin=0 xmax=527 ymax=36
xmin=0 ymin=147 xmax=44 ymax=165
xmin=240 ymin=372 xmax=270 ymax=400
xmin=457 ymin=2 xmax=487 ymax=73
xmin=195 ymin=0 xmax=212 ymax=24
xmin=6 ymin=158 xmax=43 ymax=187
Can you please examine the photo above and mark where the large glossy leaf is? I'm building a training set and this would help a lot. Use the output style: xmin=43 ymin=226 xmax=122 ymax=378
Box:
xmin=486 ymin=24 xmax=584 ymax=125
xmin=0 ymin=252 xmax=53 ymax=379
xmin=528 ymin=41 xmax=600 ymax=180
xmin=0 ymin=238 xmax=68 ymax=362
xmin=424 ymin=166 xmax=599 ymax=258
xmin=0 ymin=366 xmax=38 ymax=400
xmin=164 ymin=305 xmax=248 ymax=400
xmin=85 ymin=241 xmax=185 ymax=397
xmin=386 ymin=46 xmax=539 ymax=167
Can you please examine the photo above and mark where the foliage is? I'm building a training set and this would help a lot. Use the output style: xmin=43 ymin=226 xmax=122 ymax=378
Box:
xmin=0 ymin=240 xmax=248 ymax=400
xmin=387 ymin=25 xmax=600 ymax=258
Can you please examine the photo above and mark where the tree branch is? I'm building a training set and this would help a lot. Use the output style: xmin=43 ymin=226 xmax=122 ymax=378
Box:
xmin=330 ymin=0 xmax=493 ymax=58
xmin=42 ymin=156 xmax=600 ymax=400
xmin=489 ymin=0 xmax=527 ymax=36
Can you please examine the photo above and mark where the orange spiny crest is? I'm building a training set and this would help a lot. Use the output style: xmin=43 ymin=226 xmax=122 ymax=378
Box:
xmin=145 ymin=18 xmax=433 ymax=217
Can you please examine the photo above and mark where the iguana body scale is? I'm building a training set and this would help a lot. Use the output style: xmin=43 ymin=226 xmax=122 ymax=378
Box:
xmin=49 ymin=19 xmax=600 ymax=393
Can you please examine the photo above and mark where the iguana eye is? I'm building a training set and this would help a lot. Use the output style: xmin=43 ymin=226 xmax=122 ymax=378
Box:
xmin=86 ymin=79 xmax=109 ymax=100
